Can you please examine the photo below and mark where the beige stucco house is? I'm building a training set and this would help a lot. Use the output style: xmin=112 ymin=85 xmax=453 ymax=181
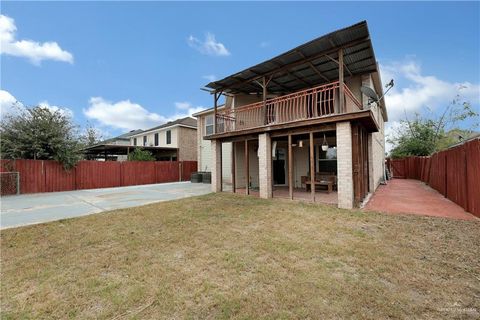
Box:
xmin=128 ymin=117 xmax=197 ymax=161
xmin=83 ymin=117 xmax=197 ymax=161
xmin=194 ymin=21 xmax=387 ymax=209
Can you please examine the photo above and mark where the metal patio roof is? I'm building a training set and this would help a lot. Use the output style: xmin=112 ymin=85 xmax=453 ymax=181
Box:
xmin=205 ymin=20 xmax=378 ymax=94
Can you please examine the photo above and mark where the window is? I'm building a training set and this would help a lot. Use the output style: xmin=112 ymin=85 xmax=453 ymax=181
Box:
xmin=166 ymin=130 xmax=171 ymax=144
xmin=154 ymin=133 xmax=159 ymax=146
xmin=316 ymin=145 xmax=337 ymax=174
xmin=205 ymin=115 xmax=214 ymax=135
xmin=133 ymin=138 xmax=137 ymax=146
xmin=319 ymin=147 xmax=337 ymax=160
xmin=143 ymin=136 xmax=147 ymax=146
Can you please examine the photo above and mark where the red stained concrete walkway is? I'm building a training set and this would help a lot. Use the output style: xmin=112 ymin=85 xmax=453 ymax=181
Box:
xmin=364 ymin=179 xmax=476 ymax=220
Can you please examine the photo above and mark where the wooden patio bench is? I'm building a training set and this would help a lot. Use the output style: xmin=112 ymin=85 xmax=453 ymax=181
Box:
xmin=302 ymin=173 xmax=336 ymax=193
xmin=305 ymin=180 xmax=333 ymax=193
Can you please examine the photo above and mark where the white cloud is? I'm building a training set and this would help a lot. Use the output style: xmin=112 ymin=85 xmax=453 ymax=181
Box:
xmin=0 ymin=14 xmax=73 ymax=65
xmin=202 ymin=74 xmax=217 ymax=82
xmin=259 ymin=41 xmax=270 ymax=48
xmin=380 ymin=58 xmax=480 ymax=153
xmin=384 ymin=120 xmax=403 ymax=153
xmin=83 ymin=98 xmax=205 ymax=131
xmin=1 ymin=90 xmax=73 ymax=120
xmin=83 ymin=97 xmax=163 ymax=130
xmin=174 ymin=101 xmax=192 ymax=110
xmin=380 ymin=58 xmax=480 ymax=122
xmin=38 ymin=101 xmax=74 ymax=118
xmin=174 ymin=101 xmax=204 ymax=117
xmin=0 ymin=89 xmax=23 ymax=117
xmin=187 ymin=32 xmax=230 ymax=56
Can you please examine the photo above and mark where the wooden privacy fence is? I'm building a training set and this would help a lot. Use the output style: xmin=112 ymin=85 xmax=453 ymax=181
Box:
xmin=0 ymin=159 xmax=197 ymax=195
xmin=387 ymin=138 xmax=480 ymax=217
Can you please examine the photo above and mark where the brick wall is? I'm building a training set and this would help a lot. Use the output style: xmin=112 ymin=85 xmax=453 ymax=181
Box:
xmin=362 ymin=74 xmax=386 ymax=193
xmin=258 ymin=133 xmax=272 ymax=198
xmin=336 ymin=122 xmax=354 ymax=209
xmin=177 ymin=127 xmax=197 ymax=161
xmin=211 ymin=140 xmax=222 ymax=192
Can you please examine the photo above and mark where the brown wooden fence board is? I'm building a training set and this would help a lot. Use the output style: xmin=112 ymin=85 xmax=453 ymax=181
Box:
xmin=155 ymin=161 xmax=179 ymax=183
xmin=0 ymin=159 xmax=198 ymax=196
xmin=76 ymin=161 xmax=122 ymax=190
xmin=445 ymin=145 xmax=467 ymax=209
xmin=391 ymin=159 xmax=406 ymax=178
xmin=44 ymin=161 xmax=76 ymax=192
xmin=121 ymin=162 xmax=156 ymax=186
xmin=181 ymin=161 xmax=198 ymax=182
xmin=465 ymin=140 xmax=480 ymax=216
xmin=15 ymin=160 xmax=46 ymax=194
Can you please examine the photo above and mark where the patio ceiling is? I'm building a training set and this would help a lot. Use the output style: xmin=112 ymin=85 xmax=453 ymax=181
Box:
xmin=82 ymin=144 xmax=177 ymax=156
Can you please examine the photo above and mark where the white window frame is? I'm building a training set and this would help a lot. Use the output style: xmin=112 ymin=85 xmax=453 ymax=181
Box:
xmin=205 ymin=115 xmax=214 ymax=135
xmin=166 ymin=130 xmax=171 ymax=145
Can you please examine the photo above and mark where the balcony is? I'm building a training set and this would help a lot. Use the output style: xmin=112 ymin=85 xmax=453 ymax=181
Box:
xmin=213 ymin=81 xmax=363 ymax=136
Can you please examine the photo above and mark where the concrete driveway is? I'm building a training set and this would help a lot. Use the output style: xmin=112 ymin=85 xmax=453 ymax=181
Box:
xmin=0 ymin=182 xmax=211 ymax=229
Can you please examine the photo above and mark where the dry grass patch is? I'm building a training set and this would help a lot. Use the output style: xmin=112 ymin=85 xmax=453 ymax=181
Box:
xmin=1 ymin=193 xmax=479 ymax=319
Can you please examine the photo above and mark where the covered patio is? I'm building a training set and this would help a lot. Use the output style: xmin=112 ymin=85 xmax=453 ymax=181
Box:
xmin=82 ymin=144 xmax=179 ymax=161
xmin=217 ymin=126 xmax=340 ymax=206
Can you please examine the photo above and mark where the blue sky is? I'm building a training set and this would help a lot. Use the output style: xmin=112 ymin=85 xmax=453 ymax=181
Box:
xmin=1 ymin=1 xmax=479 ymax=139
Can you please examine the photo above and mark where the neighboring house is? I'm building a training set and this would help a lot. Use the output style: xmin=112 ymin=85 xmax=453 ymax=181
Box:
xmin=105 ymin=129 xmax=145 ymax=146
xmin=194 ymin=106 xmax=233 ymax=184
xmin=83 ymin=129 xmax=143 ymax=161
xmin=128 ymin=117 xmax=197 ymax=161
xmin=194 ymin=21 xmax=387 ymax=209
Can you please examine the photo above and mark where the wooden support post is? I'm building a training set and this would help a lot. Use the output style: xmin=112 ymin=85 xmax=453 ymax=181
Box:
xmin=213 ymin=91 xmax=218 ymax=134
xmin=219 ymin=142 xmax=223 ymax=192
xmin=309 ymin=132 xmax=315 ymax=202
xmin=245 ymin=140 xmax=249 ymax=195
xmin=262 ymin=76 xmax=267 ymax=125
xmin=338 ymin=48 xmax=345 ymax=114
xmin=232 ymin=142 xmax=236 ymax=193
xmin=288 ymin=134 xmax=293 ymax=200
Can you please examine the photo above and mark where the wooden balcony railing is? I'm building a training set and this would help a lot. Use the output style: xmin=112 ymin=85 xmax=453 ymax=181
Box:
xmin=214 ymin=81 xmax=363 ymax=135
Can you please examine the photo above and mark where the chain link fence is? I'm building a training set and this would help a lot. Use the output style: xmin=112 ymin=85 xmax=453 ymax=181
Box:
xmin=0 ymin=172 xmax=20 ymax=195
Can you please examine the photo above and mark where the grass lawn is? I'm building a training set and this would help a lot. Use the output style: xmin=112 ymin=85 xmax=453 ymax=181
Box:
xmin=1 ymin=193 xmax=479 ymax=319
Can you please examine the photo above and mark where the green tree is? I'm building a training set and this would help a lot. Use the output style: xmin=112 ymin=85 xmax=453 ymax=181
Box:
xmin=389 ymin=89 xmax=478 ymax=158
xmin=79 ymin=122 xmax=104 ymax=148
xmin=0 ymin=105 xmax=81 ymax=169
xmin=127 ymin=148 xmax=155 ymax=161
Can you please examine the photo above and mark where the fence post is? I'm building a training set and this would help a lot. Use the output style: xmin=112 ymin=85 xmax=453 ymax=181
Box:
xmin=179 ymin=161 xmax=183 ymax=182
xmin=120 ymin=161 xmax=123 ymax=186
xmin=464 ymin=144 xmax=469 ymax=212
xmin=16 ymin=170 xmax=20 ymax=195
xmin=444 ymin=153 xmax=448 ymax=198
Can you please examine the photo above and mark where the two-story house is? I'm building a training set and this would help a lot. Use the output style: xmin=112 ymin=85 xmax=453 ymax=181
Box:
xmin=128 ymin=117 xmax=197 ymax=161
xmin=83 ymin=118 xmax=197 ymax=161
xmin=195 ymin=21 xmax=387 ymax=209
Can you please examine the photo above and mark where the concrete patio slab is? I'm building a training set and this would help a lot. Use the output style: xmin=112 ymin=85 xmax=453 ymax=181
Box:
xmin=364 ymin=179 xmax=476 ymax=220
xmin=0 ymin=182 xmax=211 ymax=229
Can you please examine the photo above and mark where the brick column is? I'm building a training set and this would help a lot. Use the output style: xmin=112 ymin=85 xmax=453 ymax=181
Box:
xmin=211 ymin=139 xmax=222 ymax=192
xmin=336 ymin=122 xmax=354 ymax=209
xmin=368 ymin=133 xmax=374 ymax=192
xmin=258 ymin=133 xmax=272 ymax=199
